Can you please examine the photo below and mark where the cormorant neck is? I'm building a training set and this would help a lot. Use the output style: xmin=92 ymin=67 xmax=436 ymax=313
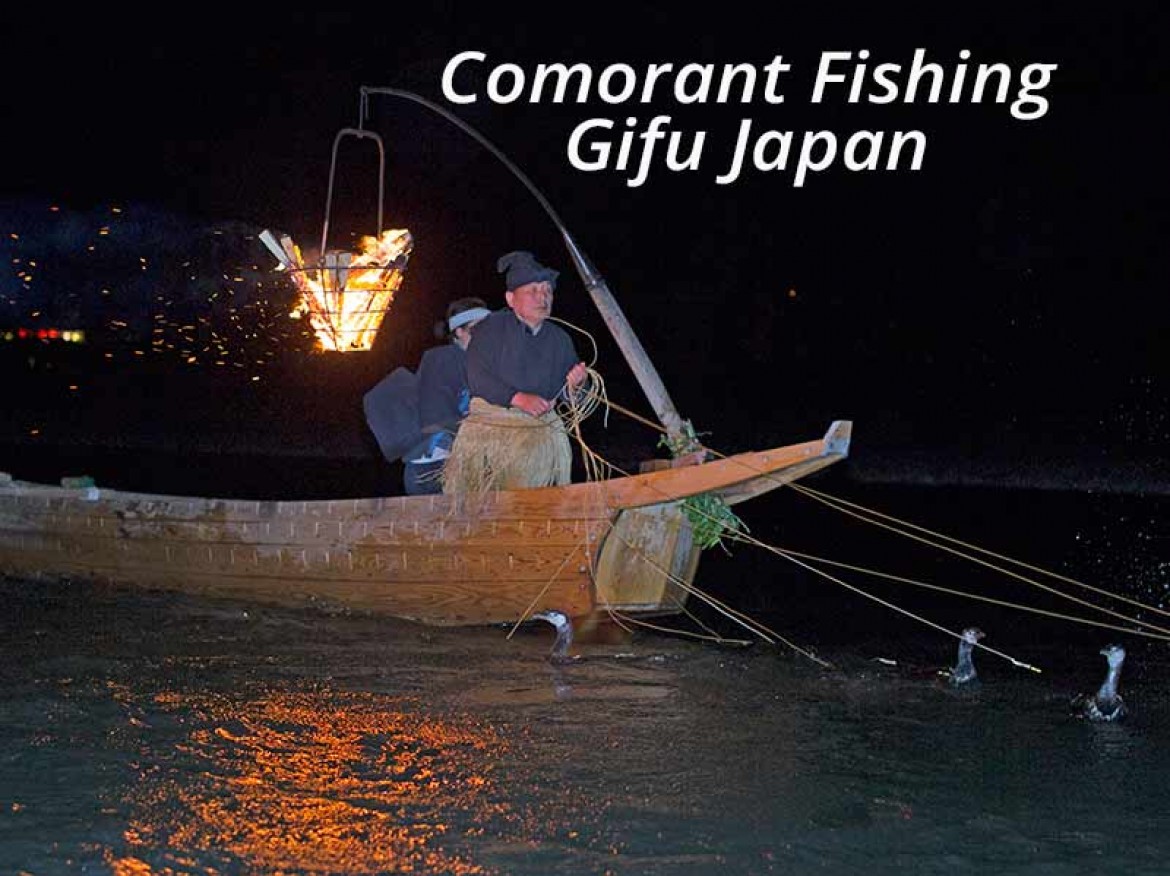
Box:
xmin=1097 ymin=664 xmax=1122 ymax=701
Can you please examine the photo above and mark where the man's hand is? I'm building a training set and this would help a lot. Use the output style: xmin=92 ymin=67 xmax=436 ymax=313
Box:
xmin=566 ymin=362 xmax=588 ymax=390
xmin=511 ymin=391 xmax=553 ymax=417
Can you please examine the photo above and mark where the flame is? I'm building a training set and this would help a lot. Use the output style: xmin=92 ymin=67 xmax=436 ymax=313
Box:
xmin=286 ymin=228 xmax=413 ymax=352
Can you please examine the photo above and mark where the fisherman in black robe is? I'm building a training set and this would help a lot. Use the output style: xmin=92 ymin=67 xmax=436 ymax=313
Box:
xmin=444 ymin=252 xmax=587 ymax=493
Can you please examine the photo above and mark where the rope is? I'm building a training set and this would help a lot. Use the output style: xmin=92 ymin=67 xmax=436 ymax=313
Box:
xmin=714 ymin=527 xmax=1042 ymax=672
xmin=550 ymin=315 xmax=599 ymax=369
xmin=794 ymin=481 xmax=1170 ymax=622
xmin=526 ymin=363 xmax=1035 ymax=666
xmin=504 ymin=541 xmax=586 ymax=641
xmin=759 ymin=545 xmax=1170 ymax=642
xmin=551 ymin=433 xmax=831 ymax=662
xmin=602 ymin=607 xmax=754 ymax=648
xmin=599 ymin=524 xmax=833 ymax=666
xmin=532 ymin=313 xmax=1155 ymax=669
xmin=786 ymin=482 xmax=1170 ymax=637
xmin=553 ymin=386 xmax=1152 ymax=669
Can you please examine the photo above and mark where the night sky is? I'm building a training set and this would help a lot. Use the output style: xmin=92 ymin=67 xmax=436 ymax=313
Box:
xmin=2 ymin=6 xmax=1166 ymax=495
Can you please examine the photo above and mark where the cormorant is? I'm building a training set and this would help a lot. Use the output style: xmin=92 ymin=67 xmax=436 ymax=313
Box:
xmin=532 ymin=609 xmax=575 ymax=664
xmin=947 ymin=627 xmax=985 ymax=686
xmin=1073 ymin=644 xmax=1128 ymax=722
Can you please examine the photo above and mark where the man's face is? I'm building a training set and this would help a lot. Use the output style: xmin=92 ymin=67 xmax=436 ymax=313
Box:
xmin=506 ymin=281 xmax=553 ymax=327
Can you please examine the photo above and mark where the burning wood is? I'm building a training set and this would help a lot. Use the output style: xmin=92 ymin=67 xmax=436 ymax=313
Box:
xmin=266 ymin=228 xmax=413 ymax=352
xmin=258 ymin=229 xmax=294 ymax=270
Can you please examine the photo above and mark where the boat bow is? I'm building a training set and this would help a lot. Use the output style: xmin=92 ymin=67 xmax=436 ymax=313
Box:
xmin=594 ymin=419 xmax=852 ymax=510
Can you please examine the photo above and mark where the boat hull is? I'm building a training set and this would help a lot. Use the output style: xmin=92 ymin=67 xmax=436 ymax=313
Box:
xmin=0 ymin=421 xmax=850 ymax=626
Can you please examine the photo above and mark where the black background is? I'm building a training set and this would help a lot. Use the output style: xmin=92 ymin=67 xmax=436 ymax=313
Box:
xmin=2 ymin=5 xmax=1165 ymax=495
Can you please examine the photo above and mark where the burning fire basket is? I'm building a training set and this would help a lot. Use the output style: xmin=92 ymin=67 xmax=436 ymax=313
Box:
xmin=261 ymin=127 xmax=413 ymax=352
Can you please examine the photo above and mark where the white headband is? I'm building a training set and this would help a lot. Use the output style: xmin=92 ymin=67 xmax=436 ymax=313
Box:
xmin=448 ymin=307 xmax=491 ymax=331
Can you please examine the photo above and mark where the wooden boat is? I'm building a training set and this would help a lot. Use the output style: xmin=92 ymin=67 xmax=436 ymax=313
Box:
xmin=0 ymin=90 xmax=853 ymax=628
xmin=0 ymin=422 xmax=848 ymax=626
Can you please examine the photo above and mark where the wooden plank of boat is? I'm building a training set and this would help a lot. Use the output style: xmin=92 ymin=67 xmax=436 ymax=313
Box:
xmin=0 ymin=421 xmax=850 ymax=626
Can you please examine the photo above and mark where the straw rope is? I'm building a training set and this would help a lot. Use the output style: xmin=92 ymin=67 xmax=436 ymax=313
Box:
xmin=441 ymin=398 xmax=571 ymax=494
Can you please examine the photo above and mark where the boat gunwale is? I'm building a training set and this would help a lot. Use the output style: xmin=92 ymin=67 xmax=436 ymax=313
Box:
xmin=0 ymin=421 xmax=851 ymax=519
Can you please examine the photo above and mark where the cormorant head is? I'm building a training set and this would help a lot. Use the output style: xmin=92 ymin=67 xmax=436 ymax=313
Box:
xmin=1100 ymin=644 xmax=1126 ymax=667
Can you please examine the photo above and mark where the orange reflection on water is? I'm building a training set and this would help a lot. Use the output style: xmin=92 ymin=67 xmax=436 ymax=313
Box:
xmin=109 ymin=687 xmax=507 ymax=874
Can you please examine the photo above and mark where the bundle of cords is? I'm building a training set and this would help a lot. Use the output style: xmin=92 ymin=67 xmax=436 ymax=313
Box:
xmin=557 ymin=366 xmax=611 ymax=483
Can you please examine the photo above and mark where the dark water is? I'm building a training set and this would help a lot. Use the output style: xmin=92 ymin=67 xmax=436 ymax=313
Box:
xmin=2 ymin=470 xmax=1168 ymax=874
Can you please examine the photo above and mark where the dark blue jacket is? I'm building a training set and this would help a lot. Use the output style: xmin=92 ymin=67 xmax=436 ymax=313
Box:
xmin=417 ymin=343 xmax=469 ymax=433
xmin=466 ymin=309 xmax=578 ymax=406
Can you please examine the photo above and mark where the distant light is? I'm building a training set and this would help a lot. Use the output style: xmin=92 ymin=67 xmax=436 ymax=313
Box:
xmin=3 ymin=327 xmax=85 ymax=343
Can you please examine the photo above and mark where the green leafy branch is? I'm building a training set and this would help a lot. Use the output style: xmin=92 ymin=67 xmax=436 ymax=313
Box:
xmin=658 ymin=420 xmax=747 ymax=553
xmin=682 ymin=491 xmax=748 ymax=553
